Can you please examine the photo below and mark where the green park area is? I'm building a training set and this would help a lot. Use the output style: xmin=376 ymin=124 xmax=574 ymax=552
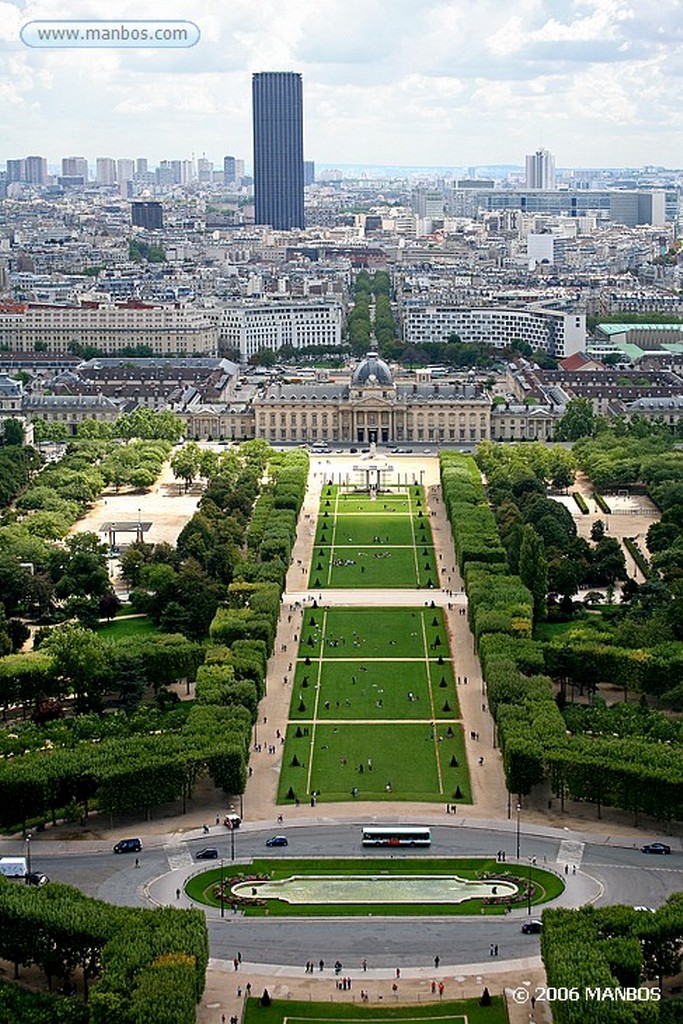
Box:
xmin=310 ymin=485 xmax=437 ymax=588
xmin=186 ymin=856 xmax=564 ymax=918
xmin=245 ymin=999 xmax=506 ymax=1024
xmin=278 ymin=608 xmax=469 ymax=805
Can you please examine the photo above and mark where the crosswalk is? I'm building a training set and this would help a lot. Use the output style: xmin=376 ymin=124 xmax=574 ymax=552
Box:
xmin=164 ymin=843 xmax=193 ymax=872
xmin=557 ymin=838 xmax=584 ymax=873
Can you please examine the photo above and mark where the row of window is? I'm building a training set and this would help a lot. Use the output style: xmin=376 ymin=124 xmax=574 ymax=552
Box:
xmin=262 ymin=426 xmax=490 ymax=442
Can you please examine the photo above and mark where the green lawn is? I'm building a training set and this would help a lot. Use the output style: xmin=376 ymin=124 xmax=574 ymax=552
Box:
xmin=97 ymin=615 xmax=157 ymax=640
xmin=278 ymin=722 xmax=469 ymax=804
xmin=311 ymin=485 xmax=436 ymax=589
xmin=289 ymin=660 xmax=458 ymax=722
xmin=245 ymin=998 xmax=506 ymax=1024
xmin=316 ymin=514 xmax=424 ymax=547
xmin=186 ymin=856 xmax=563 ymax=920
xmin=282 ymin=607 xmax=465 ymax=805
xmin=299 ymin=608 xmax=451 ymax=661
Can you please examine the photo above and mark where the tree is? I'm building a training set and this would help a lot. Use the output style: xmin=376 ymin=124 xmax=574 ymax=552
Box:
xmin=52 ymin=532 xmax=111 ymax=603
xmin=590 ymin=519 xmax=606 ymax=542
xmin=1 ymin=418 xmax=25 ymax=446
xmin=248 ymin=348 xmax=277 ymax=367
xmin=589 ymin=537 xmax=627 ymax=585
xmin=170 ymin=444 xmax=201 ymax=492
xmin=555 ymin=398 xmax=595 ymax=441
xmin=38 ymin=623 xmax=113 ymax=712
xmin=518 ymin=525 xmax=548 ymax=622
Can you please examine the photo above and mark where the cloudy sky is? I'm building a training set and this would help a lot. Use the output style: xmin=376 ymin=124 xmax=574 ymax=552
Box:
xmin=2 ymin=0 xmax=682 ymax=171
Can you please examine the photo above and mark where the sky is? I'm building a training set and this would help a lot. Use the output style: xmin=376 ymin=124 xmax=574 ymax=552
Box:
xmin=1 ymin=0 xmax=682 ymax=171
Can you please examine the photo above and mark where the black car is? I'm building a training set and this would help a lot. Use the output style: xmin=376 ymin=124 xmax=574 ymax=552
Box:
xmin=195 ymin=848 xmax=218 ymax=860
xmin=26 ymin=872 xmax=49 ymax=886
xmin=113 ymin=838 xmax=143 ymax=854
xmin=521 ymin=920 xmax=543 ymax=934
xmin=641 ymin=842 xmax=671 ymax=855
xmin=265 ymin=835 xmax=288 ymax=847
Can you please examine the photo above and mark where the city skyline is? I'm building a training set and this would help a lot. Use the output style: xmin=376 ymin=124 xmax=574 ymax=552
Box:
xmin=1 ymin=0 xmax=681 ymax=169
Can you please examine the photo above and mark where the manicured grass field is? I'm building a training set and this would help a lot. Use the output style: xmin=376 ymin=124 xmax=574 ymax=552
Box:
xmin=290 ymin=660 xmax=458 ymax=722
xmin=185 ymin=856 xmax=564 ymax=920
xmin=311 ymin=485 xmax=436 ymax=589
xmin=278 ymin=722 xmax=469 ymax=804
xmin=298 ymin=608 xmax=451 ymax=660
xmin=245 ymin=999 xmax=507 ymax=1024
xmin=279 ymin=607 xmax=467 ymax=805
xmin=97 ymin=615 xmax=157 ymax=640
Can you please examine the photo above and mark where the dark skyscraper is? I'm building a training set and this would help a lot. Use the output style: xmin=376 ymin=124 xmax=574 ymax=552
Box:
xmin=131 ymin=201 xmax=163 ymax=230
xmin=252 ymin=72 xmax=304 ymax=230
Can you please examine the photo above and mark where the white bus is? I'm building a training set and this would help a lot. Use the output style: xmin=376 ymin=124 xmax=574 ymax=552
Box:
xmin=361 ymin=826 xmax=431 ymax=847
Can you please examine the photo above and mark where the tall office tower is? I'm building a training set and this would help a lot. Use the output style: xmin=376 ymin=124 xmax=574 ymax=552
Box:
xmin=235 ymin=159 xmax=245 ymax=181
xmin=25 ymin=156 xmax=48 ymax=184
xmin=136 ymin=157 xmax=148 ymax=175
xmin=62 ymin=156 xmax=88 ymax=179
xmin=6 ymin=159 xmax=26 ymax=182
xmin=224 ymin=155 xmax=236 ymax=185
xmin=525 ymin=148 xmax=556 ymax=190
xmin=131 ymin=200 xmax=164 ymax=230
xmin=117 ymin=159 xmax=135 ymax=184
xmin=304 ymin=160 xmax=315 ymax=186
xmin=156 ymin=163 xmax=175 ymax=186
xmin=197 ymin=156 xmax=213 ymax=182
xmin=96 ymin=157 xmax=116 ymax=185
xmin=252 ymin=71 xmax=305 ymax=230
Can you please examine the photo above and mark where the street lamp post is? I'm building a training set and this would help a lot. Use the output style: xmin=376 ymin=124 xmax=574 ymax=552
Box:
xmin=516 ymin=802 xmax=521 ymax=861
xmin=25 ymin=833 xmax=32 ymax=878
xmin=220 ymin=858 xmax=225 ymax=919
xmin=527 ymin=860 xmax=533 ymax=916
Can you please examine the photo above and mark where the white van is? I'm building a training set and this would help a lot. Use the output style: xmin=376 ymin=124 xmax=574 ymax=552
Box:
xmin=0 ymin=857 xmax=28 ymax=878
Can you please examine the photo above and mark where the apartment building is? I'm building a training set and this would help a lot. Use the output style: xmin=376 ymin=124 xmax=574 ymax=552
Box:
xmin=218 ymin=301 xmax=343 ymax=360
xmin=0 ymin=304 xmax=219 ymax=356
xmin=401 ymin=302 xmax=586 ymax=359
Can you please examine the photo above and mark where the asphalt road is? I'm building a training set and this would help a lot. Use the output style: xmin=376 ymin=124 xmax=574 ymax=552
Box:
xmin=21 ymin=824 xmax=683 ymax=966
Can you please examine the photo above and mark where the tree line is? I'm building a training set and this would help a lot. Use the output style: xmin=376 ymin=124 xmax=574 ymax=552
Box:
xmin=440 ymin=451 xmax=683 ymax=823
xmin=0 ymin=875 xmax=208 ymax=1024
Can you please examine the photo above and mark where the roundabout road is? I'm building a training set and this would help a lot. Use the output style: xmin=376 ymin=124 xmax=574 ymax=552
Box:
xmin=18 ymin=822 xmax=683 ymax=967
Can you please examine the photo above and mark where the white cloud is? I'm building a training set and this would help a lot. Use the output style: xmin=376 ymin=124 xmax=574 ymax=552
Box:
xmin=0 ymin=0 xmax=681 ymax=168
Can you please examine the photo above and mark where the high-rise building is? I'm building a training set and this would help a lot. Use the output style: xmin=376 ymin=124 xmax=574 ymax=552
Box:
xmin=25 ymin=156 xmax=48 ymax=185
xmin=197 ymin=156 xmax=213 ymax=183
xmin=525 ymin=148 xmax=556 ymax=190
xmin=96 ymin=157 xmax=116 ymax=186
xmin=136 ymin=158 xmax=148 ymax=175
xmin=6 ymin=160 xmax=26 ymax=183
xmin=117 ymin=159 xmax=135 ymax=185
xmin=252 ymin=71 xmax=305 ymax=230
xmin=304 ymin=160 xmax=315 ymax=186
xmin=223 ymin=156 xmax=236 ymax=185
xmin=62 ymin=156 xmax=88 ymax=179
xmin=131 ymin=201 xmax=164 ymax=230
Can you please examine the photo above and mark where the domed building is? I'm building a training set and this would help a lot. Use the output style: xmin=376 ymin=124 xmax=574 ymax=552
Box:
xmin=351 ymin=351 xmax=393 ymax=388
xmin=252 ymin=353 xmax=492 ymax=446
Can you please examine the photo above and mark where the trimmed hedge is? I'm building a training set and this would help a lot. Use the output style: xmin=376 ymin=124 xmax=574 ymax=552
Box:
xmin=572 ymin=491 xmax=589 ymax=514
xmin=0 ymin=877 xmax=208 ymax=1024
xmin=440 ymin=451 xmax=683 ymax=820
